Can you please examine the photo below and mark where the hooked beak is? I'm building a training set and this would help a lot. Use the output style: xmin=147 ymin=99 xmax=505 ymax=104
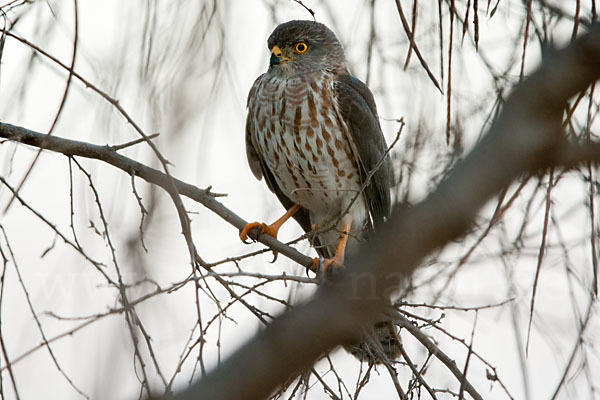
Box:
xmin=270 ymin=45 xmax=293 ymax=67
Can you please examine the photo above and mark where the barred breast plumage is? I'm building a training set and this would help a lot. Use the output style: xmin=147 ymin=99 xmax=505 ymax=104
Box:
xmin=247 ymin=70 xmax=369 ymax=256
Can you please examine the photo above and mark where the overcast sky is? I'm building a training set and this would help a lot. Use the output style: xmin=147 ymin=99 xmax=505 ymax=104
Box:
xmin=0 ymin=1 xmax=598 ymax=399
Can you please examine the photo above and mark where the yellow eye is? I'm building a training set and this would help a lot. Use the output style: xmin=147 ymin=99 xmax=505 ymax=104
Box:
xmin=294 ymin=42 xmax=309 ymax=54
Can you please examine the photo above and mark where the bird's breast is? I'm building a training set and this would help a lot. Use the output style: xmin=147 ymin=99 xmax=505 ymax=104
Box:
xmin=249 ymin=71 xmax=363 ymax=220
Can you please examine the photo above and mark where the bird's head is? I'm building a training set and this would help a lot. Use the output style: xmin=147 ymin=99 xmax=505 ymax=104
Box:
xmin=266 ymin=20 xmax=347 ymax=78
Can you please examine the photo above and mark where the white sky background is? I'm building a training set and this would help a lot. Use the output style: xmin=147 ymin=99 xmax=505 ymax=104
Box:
xmin=0 ymin=0 xmax=598 ymax=399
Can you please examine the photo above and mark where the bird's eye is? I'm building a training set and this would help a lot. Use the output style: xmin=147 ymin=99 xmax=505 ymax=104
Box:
xmin=294 ymin=42 xmax=309 ymax=54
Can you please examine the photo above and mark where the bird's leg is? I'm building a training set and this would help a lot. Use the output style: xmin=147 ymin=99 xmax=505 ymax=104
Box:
xmin=311 ymin=221 xmax=352 ymax=273
xmin=240 ymin=204 xmax=300 ymax=243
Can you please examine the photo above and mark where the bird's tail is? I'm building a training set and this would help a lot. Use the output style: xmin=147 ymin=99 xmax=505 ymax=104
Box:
xmin=343 ymin=319 xmax=402 ymax=364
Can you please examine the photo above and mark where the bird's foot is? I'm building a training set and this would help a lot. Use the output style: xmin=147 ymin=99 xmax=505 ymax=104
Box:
xmin=310 ymin=221 xmax=351 ymax=275
xmin=240 ymin=222 xmax=282 ymax=262
xmin=311 ymin=256 xmax=344 ymax=274
xmin=239 ymin=222 xmax=278 ymax=244
xmin=239 ymin=205 xmax=299 ymax=245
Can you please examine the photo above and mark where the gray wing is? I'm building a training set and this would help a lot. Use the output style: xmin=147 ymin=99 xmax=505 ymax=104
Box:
xmin=245 ymin=75 xmax=314 ymax=237
xmin=333 ymin=74 xmax=392 ymax=228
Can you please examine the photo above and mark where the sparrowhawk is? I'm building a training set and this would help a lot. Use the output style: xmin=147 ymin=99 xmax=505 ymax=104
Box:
xmin=241 ymin=20 xmax=398 ymax=362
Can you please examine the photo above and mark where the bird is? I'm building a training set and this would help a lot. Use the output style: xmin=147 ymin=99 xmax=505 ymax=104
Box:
xmin=240 ymin=20 xmax=400 ymax=363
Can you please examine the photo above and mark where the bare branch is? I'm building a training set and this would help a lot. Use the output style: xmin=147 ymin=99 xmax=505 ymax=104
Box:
xmin=0 ymin=123 xmax=314 ymax=269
